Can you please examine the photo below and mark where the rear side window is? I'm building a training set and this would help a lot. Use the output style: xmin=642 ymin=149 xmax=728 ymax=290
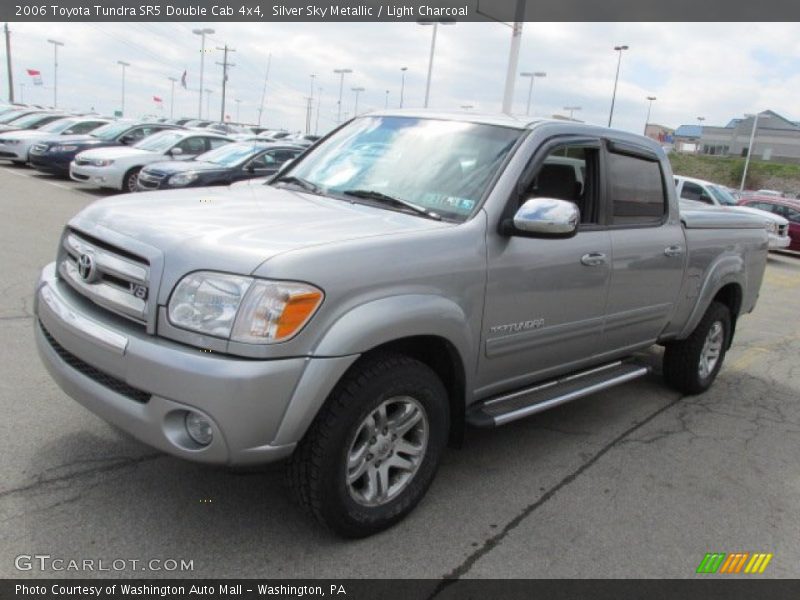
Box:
xmin=608 ymin=152 xmax=666 ymax=225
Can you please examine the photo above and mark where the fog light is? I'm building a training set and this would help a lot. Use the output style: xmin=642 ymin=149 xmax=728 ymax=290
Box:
xmin=185 ymin=412 xmax=213 ymax=446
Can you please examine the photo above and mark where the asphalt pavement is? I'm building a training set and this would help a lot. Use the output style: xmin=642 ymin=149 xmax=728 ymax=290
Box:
xmin=1 ymin=164 xmax=799 ymax=580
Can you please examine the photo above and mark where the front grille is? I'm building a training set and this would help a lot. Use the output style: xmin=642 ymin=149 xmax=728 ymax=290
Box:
xmin=30 ymin=143 xmax=48 ymax=155
xmin=778 ymin=224 xmax=789 ymax=237
xmin=40 ymin=322 xmax=150 ymax=404
xmin=59 ymin=229 xmax=151 ymax=326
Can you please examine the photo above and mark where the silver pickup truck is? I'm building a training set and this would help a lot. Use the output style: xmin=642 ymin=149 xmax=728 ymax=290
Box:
xmin=34 ymin=112 xmax=768 ymax=537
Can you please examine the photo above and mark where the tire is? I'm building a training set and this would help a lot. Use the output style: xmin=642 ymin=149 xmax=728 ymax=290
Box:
xmin=286 ymin=352 xmax=449 ymax=538
xmin=663 ymin=301 xmax=731 ymax=395
xmin=123 ymin=167 xmax=141 ymax=193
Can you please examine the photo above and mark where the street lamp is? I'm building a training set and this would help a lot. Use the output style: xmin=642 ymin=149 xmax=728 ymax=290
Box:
xmin=116 ymin=61 xmax=130 ymax=117
xmin=167 ymin=76 xmax=178 ymax=118
xmin=564 ymin=106 xmax=581 ymax=120
xmin=418 ymin=20 xmax=455 ymax=108
xmin=234 ymin=98 xmax=241 ymax=122
xmin=351 ymin=86 xmax=365 ymax=116
xmin=46 ymin=39 xmax=64 ymax=108
xmin=384 ymin=90 xmax=390 ymax=109
xmin=519 ymin=71 xmax=546 ymax=116
xmin=608 ymin=44 xmax=629 ymax=127
xmin=644 ymin=95 xmax=657 ymax=135
xmin=192 ymin=28 xmax=215 ymax=119
xmin=740 ymin=113 xmax=770 ymax=192
xmin=333 ymin=68 xmax=353 ymax=123
xmin=399 ymin=67 xmax=408 ymax=108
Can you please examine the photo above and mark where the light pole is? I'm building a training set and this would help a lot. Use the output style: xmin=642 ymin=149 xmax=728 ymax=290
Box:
xmin=399 ymin=66 xmax=408 ymax=108
xmin=234 ymin=98 xmax=241 ymax=122
xmin=167 ymin=76 xmax=178 ymax=118
xmin=519 ymin=71 xmax=546 ymax=116
xmin=740 ymin=113 xmax=770 ymax=192
xmin=644 ymin=95 xmax=657 ymax=135
xmin=351 ymin=86 xmax=365 ymax=116
xmin=418 ymin=20 xmax=454 ymax=108
xmin=608 ymin=44 xmax=629 ymax=127
xmin=315 ymin=86 xmax=322 ymax=135
xmin=192 ymin=28 xmax=215 ymax=119
xmin=564 ymin=106 xmax=581 ymax=120
xmin=333 ymin=68 xmax=352 ymax=123
xmin=205 ymin=88 xmax=213 ymax=120
xmin=384 ymin=89 xmax=390 ymax=109
xmin=46 ymin=39 xmax=63 ymax=108
xmin=116 ymin=60 xmax=129 ymax=117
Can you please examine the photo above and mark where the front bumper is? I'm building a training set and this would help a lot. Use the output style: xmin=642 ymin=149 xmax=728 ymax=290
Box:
xmin=768 ymin=233 xmax=791 ymax=250
xmin=0 ymin=143 xmax=26 ymax=160
xmin=34 ymin=263 xmax=358 ymax=465
xmin=30 ymin=153 xmax=72 ymax=174
xmin=69 ymin=162 xmax=122 ymax=189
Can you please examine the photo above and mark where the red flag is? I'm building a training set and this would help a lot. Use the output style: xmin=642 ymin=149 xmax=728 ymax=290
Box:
xmin=26 ymin=69 xmax=43 ymax=86
xmin=153 ymin=96 xmax=163 ymax=103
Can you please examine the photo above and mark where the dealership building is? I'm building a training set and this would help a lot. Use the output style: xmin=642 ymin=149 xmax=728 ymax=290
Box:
xmin=674 ymin=110 xmax=800 ymax=163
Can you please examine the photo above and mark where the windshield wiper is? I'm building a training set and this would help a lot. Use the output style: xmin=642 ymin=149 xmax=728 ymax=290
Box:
xmin=341 ymin=189 xmax=442 ymax=221
xmin=272 ymin=175 xmax=325 ymax=196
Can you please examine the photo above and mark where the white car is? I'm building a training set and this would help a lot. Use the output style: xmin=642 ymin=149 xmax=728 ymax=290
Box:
xmin=70 ymin=129 xmax=233 ymax=192
xmin=675 ymin=175 xmax=790 ymax=250
xmin=0 ymin=116 xmax=109 ymax=165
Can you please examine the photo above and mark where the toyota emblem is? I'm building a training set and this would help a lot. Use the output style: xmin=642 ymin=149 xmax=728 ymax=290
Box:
xmin=77 ymin=253 xmax=96 ymax=282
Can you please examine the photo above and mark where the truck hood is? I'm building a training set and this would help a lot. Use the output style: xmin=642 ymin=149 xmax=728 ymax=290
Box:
xmin=730 ymin=204 xmax=789 ymax=225
xmin=70 ymin=183 xmax=448 ymax=282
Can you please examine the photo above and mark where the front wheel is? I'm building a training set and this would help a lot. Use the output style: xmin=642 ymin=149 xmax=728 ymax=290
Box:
xmin=663 ymin=301 xmax=731 ymax=395
xmin=287 ymin=352 xmax=449 ymax=538
xmin=123 ymin=167 xmax=141 ymax=192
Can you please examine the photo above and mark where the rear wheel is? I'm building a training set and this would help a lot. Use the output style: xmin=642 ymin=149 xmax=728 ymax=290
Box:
xmin=124 ymin=167 xmax=141 ymax=192
xmin=663 ymin=301 xmax=731 ymax=395
xmin=287 ymin=352 xmax=449 ymax=538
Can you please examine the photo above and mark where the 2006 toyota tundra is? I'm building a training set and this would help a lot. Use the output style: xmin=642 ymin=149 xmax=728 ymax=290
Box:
xmin=35 ymin=112 xmax=768 ymax=537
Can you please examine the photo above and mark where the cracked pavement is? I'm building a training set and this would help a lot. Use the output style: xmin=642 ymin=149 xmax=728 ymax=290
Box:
xmin=1 ymin=166 xmax=799 ymax=579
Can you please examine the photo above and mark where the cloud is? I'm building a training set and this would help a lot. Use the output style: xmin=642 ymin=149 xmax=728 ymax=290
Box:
xmin=3 ymin=21 xmax=799 ymax=133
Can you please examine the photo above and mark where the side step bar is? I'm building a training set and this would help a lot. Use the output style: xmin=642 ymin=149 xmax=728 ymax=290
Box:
xmin=467 ymin=360 xmax=650 ymax=427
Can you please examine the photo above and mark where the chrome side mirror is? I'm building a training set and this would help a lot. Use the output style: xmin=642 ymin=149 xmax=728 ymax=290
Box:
xmin=507 ymin=197 xmax=579 ymax=238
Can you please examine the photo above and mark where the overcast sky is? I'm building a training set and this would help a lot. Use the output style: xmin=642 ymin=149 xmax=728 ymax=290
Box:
xmin=3 ymin=21 xmax=800 ymax=133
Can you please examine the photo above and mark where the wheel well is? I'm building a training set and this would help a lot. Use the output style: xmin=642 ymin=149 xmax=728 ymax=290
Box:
xmin=713 ymin=283 xmax=742 ymax=348
xmin=362 ymin=336 xmax=466 ymax=447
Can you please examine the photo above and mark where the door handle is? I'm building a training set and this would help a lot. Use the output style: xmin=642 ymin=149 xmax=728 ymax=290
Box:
xmin=664 ymin=245 xmax=684 ymax=257
xmin=581 ymin=252 xmax=608 ymax=267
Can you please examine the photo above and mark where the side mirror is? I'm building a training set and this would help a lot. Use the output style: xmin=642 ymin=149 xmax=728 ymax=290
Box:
xmin=245 ymin=162 xmax=256 ymax=173
xmin=501 ymin=197 xmax=579 ymax=238
xmin=170 ymin=147 xmax=183 ymax=156
xmin=119 ymin=135 xmax=135 ymax=145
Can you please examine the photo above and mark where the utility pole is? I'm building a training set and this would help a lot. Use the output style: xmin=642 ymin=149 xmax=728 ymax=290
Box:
xmin=500 ymin=0 xmax=526 ymax=115
xmin=305 ymin=96 xmax=313 ymax=134
xmin=167 ymin=76 xmax=178 ymax=118
xmin=4 ymin=23 xmax=13 ymax=103
xmin=399 ymin=66 xmax=407 ymax=108
xmin=333 ymin=68 xmax=352 ymax=123
xmin=315 ymin=86 xmax=322 ymax=135
xmin=256 ymin=53 xmax=271 ymax=127
xmin=234 ymin=98 xmax=241 ymax=122
xmin=216 ymin=44 xmax=235 ymax=122
xmin=117 ymin=60 xmax=130 ymax=117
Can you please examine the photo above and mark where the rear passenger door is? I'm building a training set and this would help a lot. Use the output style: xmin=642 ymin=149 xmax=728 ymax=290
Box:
xmin=599 ymin=143 xmax=685 ymax=357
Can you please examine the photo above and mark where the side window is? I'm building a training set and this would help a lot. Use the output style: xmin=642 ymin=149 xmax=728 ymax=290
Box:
xmin=275 ymin=149 xmax=301 ymax=162
xmin=783 ymin=207 xmax=800 ymax=223
xmin=207 ymin=138 xmax=229 ymax=150
xmin=248 ymin=153 xmax=271 ymax=169
xmin=126 ymin=127 xmax=149 ymax=142
xmin=176 ymin=137 xmax=208 ymax=154
xmin=680 ymin=181 xmax=711 ymax=204
xmin=608 ymin=152 xmax=667 ymax=225
xmin=67 ymin=121 xmax=102 ymax=135
xmin=526 ymin=146 xmax=596 ymax=224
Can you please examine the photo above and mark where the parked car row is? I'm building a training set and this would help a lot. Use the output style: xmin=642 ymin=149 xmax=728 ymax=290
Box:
xmin=674 ymin=174 xmax=794 ymax=251
xmin=0 ymin=109 xmax=308 ymax=193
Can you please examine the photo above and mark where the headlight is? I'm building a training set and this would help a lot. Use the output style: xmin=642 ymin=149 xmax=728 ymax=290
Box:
xmin=90 ymin=158 xmax=114 ymax=167
xmin=167 ymin=272 xmax=323 ymax=344
xmin=52 ymin=144 xmax=78 ymax=152
xmin=765 ymin=221 xmax=778 ymax=234
xmin=168 ymin=171 xmax=199 ymax=187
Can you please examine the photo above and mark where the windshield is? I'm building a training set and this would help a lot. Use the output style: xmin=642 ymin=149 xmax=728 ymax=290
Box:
xmin=197 ymin=143 xmax=263 ymax=166
xmin=91 ymin=121 xmax=135 ymax=140
xmin=708 ymin=185 xmax=738 ymax=206
xmin=5 ymin=112 xmax=53 ymax=127
xmin=133 ymin=131 xmax=183 ymax=152
xmin=283 ymin=116 xmax=523 ymax=222
xmin=38 ymin=118 xmax=78 ymax=133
